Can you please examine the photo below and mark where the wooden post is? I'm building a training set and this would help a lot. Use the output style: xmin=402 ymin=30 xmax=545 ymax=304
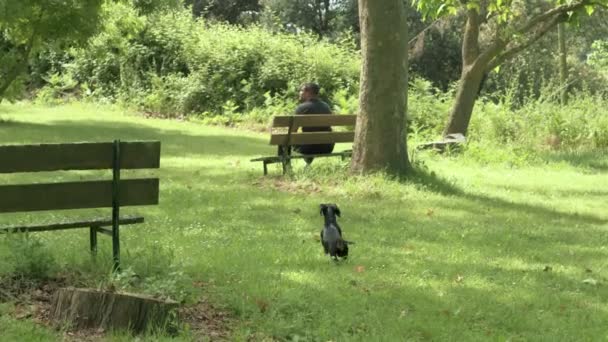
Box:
xmin=281 ymin=116 xmax=295 ymax=174
xmin=112 ymin=140 xmax=121 ymax=271
xmin=89 ymin=226 xmax=98 ymax=255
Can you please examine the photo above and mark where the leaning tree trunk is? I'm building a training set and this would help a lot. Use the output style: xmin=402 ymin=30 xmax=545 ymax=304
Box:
xmin=442 ymin=8 xmax=487 ymax=137
xmin=443 ymin=66 xmax=486 ymax=136
xmin=351 ymin=0 xmax=410 ymax=174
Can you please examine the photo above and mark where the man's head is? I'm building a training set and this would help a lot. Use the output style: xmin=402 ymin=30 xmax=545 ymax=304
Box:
xmin=299 ymin=83 xmax=320 ymax=102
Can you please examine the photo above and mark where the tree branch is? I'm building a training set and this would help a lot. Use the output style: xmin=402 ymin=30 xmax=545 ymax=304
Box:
xmin=407 ymin=18 xmax=442 ymax=48
xmin=518 ymin=0 xmax=590 ymax=34
xmin=462 ymin=8 xmax=481 ymax=65
xmin=487 ymin=13 xmax=563 ymax=71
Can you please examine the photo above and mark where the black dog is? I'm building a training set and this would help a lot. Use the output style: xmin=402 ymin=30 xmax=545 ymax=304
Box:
xmin=320 ymin=203 xmax=353 ymax=260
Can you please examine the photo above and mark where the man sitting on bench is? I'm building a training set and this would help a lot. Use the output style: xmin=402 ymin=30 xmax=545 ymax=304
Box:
xmin=292 ymin=82 xmax=335 ymax=165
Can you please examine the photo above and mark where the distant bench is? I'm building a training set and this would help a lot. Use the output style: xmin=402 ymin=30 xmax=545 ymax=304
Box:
xmin=0 ymin=140 xmax=161 ymax=269
xmin=251 ymin=114 xmax=357 ymax=175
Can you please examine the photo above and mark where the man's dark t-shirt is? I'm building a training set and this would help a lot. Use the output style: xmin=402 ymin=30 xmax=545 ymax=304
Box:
xmin=295 ymin=99 xmax=332 ymax=132
xmin=294 ymin=99 xmax=334 ymax=156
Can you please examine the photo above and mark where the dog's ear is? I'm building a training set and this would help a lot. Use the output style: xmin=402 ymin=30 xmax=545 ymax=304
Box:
xmin=319 ymin=204 xmax=327 ymax=216
xmin=334 ymin=206 xmax=341 ymax=217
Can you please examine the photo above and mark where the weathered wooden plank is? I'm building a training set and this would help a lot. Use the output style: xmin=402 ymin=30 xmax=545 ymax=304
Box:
xmin=270 ymin=132 xmax=355 ymax=145
xmin=0 ymin=179 xmax=159 ymax=213
xmin=0 ymin=216 xmax=144 ymax=234
xmin=0 ymin=141 xmax=160 ymax=173
xmin=272 ymin=115 xmax=356 ymax=128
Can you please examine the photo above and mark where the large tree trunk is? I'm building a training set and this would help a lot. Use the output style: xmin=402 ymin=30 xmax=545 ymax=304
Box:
xmin=351 ymin=0 xmax=410 ymax=174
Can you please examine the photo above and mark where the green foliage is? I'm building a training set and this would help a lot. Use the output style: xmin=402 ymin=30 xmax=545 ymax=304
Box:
xmin=43 ymin=4 xmax=359 ymax=117
xmin=414 ymin=0 xmax=608 ymax=22
xmin=465 ymin=89 xmax=608 ymax=164
xmin=588 ymin=40 xmax=608 ymax=75
xmin=0 ymin=0 xmax=104 ymax=101
xmin=187 ymin=0 xmax=262 ymax=24
xmin=105 ymin=244 xmax=197 ymax=303
xmin=408 ymin=77 xmax=452 ymax=139
xmin=1 ymin=235 xmax=57 ymax=279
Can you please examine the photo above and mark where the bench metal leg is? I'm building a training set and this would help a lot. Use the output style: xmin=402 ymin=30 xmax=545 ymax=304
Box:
xmin=282 ymin=158 xmax=292 ymax=175
xmin=112 ymin=140 xmax=121 ymax=272
xmin=263 ymin=161 xmax=268 ymax=175
xmin=90 ymin=226 xmax=98 ymax=255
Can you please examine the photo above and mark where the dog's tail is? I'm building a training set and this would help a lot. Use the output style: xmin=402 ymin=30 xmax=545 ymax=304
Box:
xmin=343 ymin=240 xmax=355 ymax=245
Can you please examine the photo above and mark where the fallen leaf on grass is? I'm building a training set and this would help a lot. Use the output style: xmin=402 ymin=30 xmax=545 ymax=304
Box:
xmin=255 ymin=298 xmax=269 ymax=313
xmin=355 ymin=266 xmax=365 ymax=273
xmin=582 ymin=278 xmax=598 ymax=286
xmin=543 ymin=266 xmax=552 ymax=272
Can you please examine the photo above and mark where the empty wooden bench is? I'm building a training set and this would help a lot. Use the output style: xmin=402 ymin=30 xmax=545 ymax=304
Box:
xmin=0 ymin=140 xmax=161 ymax=270
xmin=251 ymin=114 xmax=357 ymax=175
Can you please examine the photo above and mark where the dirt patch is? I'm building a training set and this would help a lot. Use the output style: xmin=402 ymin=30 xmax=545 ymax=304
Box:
xmin=180 ymin=296 xmax=233 ymax=341
xmin=1 ymin=276 xmax=232 ymax=341
xmin=252 ymin=177 xmax=324 ymax=195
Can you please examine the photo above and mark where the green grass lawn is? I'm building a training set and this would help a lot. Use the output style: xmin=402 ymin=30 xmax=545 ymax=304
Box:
xmin=1 ymin=102 xmax=607 ymax=341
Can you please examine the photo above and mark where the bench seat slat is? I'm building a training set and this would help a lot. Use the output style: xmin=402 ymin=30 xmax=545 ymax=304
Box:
xmin=0 ymin=179 xmax=159 ymax=213
xmin=0 ymin=141 xmax=160 ymax=173
xmin=272 ymin=115 xmax=356 ymax=128
xmin=270 ymin=132 xmax=355 ymax=145
xmin=0 ymin=216 xmax=144 ymax=234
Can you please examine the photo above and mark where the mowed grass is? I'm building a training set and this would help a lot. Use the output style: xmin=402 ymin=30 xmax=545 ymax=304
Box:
xmin=1 ymin=102 xmax=607 ymax=341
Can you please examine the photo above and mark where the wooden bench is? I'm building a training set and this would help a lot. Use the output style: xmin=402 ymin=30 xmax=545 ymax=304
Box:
xmin=251 ymin=114 xmax=357 ymax=175
xmin=0 ymin=140 xmax=161 ymax=270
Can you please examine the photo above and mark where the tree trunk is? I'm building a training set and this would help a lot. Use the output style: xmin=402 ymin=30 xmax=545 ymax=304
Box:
xmin=351 ymin=0 xmax=410 ymax=174
xmin=0 ymin=34 xmax=36 ymax=102
xmin=443 ymin=66 xmax=486 ymax=136
xmin=51 ymin=288 xmax=179 ymax=334
xmin=0 ymin=59 xmax=28 ymax=103
xmin=558 ymin=22 xmax=568 ymax=105
xmin=442 ymin=9 xmax=487 ymax=137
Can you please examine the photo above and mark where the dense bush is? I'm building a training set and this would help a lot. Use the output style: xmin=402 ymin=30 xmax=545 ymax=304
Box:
xmin=467 ymin=89 xmax=608 ymax=160
xmin=37 ymin=3 xmax=359 ymax=119
xmin=29 ymin=2 xmax=608 ymax=157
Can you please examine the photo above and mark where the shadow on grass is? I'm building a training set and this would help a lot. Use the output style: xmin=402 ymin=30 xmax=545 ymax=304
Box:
xmin=405 ymin=166 xmax=464 ymax=196
xmin=395 ymin=165 xmax=606 ymax=226
xmin=0 ymin=120 xmax=271 ymax=157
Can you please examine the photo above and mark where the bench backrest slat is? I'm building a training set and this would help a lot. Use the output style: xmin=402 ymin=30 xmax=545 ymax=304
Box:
xmin=272 ymin=115 xmax=356 ymax=128
xmin=0 ymin=141 xmax=160 ymax=173
xmin=0 ymin=178 xmax=159 ymax=213
xmin=270 ymin=132 xmax=355 ymax=146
